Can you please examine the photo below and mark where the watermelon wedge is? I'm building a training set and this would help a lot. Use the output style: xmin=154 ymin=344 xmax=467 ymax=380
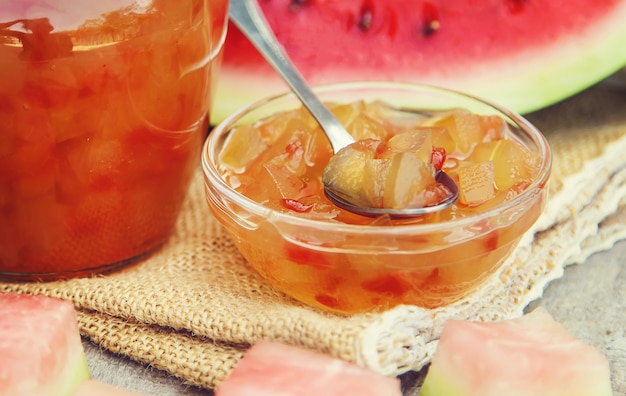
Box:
xmin=213 ymin=0 xmax=626 ymax=122
xmin=420 ymin=307 xmax=613 ymax=396
xmin=215 ymin=340 xmax=402 ymax=395
xmin=0 ymin=293 xmax=90 ymax=396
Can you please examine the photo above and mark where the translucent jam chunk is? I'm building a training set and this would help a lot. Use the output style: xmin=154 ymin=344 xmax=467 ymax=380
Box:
xmin=322 ymin=139 xmax=380 ymax=206
xmin=469 ymin=140 xmax=542 ymax=190
xmin=458 ymin=161 xmax=496 ymax=205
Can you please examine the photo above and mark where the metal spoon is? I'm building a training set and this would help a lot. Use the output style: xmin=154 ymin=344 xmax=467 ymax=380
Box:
xmin=229 ymin=0 xmax=459 ymax=218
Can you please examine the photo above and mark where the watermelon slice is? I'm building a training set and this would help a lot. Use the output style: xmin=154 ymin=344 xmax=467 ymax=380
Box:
xmin=420 ymin=307 xmax=613 ymax=396
xmin=215 ymin=340 xmax=402 ymax=395
xmin=213 ymin=0 xmax=626 ymax=122
xmin=0 ymin=293 xmax=90 ymax=396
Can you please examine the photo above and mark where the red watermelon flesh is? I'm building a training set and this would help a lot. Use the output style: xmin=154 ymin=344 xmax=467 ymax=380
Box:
xmin=215 ymin=340 xmax=402 ymax=395
xmin=214 ymin=0 xmax=626 ymax=122
xmin=0 ymin=293 xmax=90 ymax=396
xmin=420 ymin=307 xmax=613 ymax=396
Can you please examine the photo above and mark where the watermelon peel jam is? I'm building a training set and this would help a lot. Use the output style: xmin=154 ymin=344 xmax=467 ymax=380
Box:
xmin=202 ymin=82 xmax=552 ymax=314
xmin=0 ymin=1 xmax=228 ymax=280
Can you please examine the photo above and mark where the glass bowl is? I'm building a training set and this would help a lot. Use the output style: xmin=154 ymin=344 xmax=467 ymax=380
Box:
xmin=202 ymin=82 xmax=551 ymax=314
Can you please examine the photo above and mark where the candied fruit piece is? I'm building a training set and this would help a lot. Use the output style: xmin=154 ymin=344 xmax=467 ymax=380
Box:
xmin=294 ymin=105 xmax=319 ymax=130
xmin=303 ymin=125 xmax=333 ymax=169
xmin=480 ymin=114 xmax=506 ymax=141
xmin=431 ymin=126 xmax=457 ymax=156
xmin=294 ymin=194 xmax=341 ymax=220
xmin=246 ymin=129 xmax=307 ymax=177
xmin=219 ymin=125 xmax=267 ymax=173
xmin=256 ymin=110 xmax=300 ymax=144
xmin=84 ymin=139 xmax=129 ymax=183
xmin=279 ymin=139 xmax=307 ymax=176
xmin=239 ymin=130 xmax=312 ymax=203
xmin=469 ymin=140 xmax=541 ymax=190
xmin=458 ymin=161 xmax=496 ymax=205
xmin=329 ymin=100 xmax=366 ymax=126
xmin=382 ymin=128 xmax=433 ymax=163
xmin=384 ymin=152 xmax=437 ymax=209
xmin=365 ymin=103 xmax=432 ymax=135
xmin=322 ymin=139 xmax=380 ymax=205
xmin=361 ymin=158 xmax=391 ymax=208
xmin=263 ymin=162 xmax=306 ymax=199
xmin=431 ymin=111 xmax=485 ymax=156
xmin=347 ymin=113 xmax=389 ymax=141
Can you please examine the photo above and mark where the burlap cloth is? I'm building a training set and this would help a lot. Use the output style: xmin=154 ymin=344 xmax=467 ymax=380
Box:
xmin=2 ymin=83 xmax=626 ymax=391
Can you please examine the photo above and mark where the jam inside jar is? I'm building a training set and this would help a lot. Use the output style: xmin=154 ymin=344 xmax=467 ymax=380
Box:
xmin=0 ymin=0 xmax=228 ymax=280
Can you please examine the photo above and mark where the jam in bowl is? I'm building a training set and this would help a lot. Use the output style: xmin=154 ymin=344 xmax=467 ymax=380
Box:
xmin=202 ymin=82 xmax=551 ymax=314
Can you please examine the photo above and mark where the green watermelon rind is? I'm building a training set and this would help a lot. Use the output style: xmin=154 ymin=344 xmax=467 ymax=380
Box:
xmin=212 ymin=1 xmax=626 ymax=123
xmin=60 ymin=354 xmax=91 ymax=396
xmin=52 ymin=307 xmax=92 ymax=396
xmin=419 ymin=370 xmax=468 ymax=396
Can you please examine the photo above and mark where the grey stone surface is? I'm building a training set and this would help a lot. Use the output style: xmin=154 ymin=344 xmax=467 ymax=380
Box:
xmin=527 ymin=241 xmax=626 ymax=395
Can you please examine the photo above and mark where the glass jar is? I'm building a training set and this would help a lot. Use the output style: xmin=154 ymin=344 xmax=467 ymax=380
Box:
xmin=0 ymin=0 xmax=228 ymax=280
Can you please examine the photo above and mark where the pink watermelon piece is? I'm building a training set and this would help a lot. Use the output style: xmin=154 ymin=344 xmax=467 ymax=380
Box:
xmin=213 ymin=0 xmax=626 ymax=122
xmin=0 ymin=293 xmax=90 ymax=396
xmin=215 ymin=340 xmax=402 ymax=395
xmin=420 ymin=307 xmax=613 ymax=396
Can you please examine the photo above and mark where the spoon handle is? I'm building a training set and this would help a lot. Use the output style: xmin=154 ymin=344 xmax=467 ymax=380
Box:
xmin=228 ymin=0 xmax=355 ymax=153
